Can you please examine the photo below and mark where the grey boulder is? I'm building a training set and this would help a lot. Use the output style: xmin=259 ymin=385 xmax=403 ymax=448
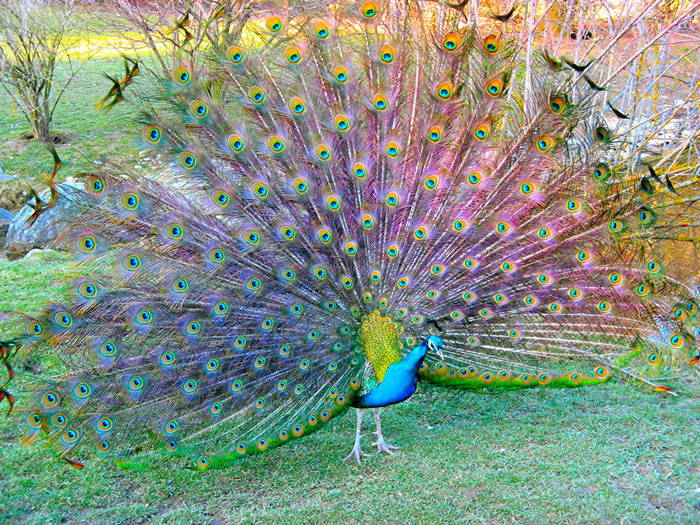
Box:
xmin=4 ymin=182 xmax=84 ymax=258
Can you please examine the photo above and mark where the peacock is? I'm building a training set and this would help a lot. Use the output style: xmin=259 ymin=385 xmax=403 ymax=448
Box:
xmin=3 ymin=0 xmax=699 ymax=471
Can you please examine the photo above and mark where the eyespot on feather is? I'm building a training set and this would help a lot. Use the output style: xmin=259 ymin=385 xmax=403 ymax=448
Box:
xmin=284 ymin=45 xmax=303 ymax=64
xmin=265 ymin=16 xmax=283 ymax=33
xmin=172 ymin=66 xmax=192 ymax=86
xmin=313 ymin=21 xmax=330 ymax=39
xmin=227 ymin=45 xmax=245 ymax=64
xmin=360 ymin=1 xmax=380 ymax=19
xmin=483 ymin=35 xmax=501 ymax=54
xmin=442 ymin=32 xmax=461 ymax=52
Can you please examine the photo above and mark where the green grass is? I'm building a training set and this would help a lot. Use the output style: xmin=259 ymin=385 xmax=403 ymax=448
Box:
xmin=0 ymin=251 xmax=77 ymax=330
xmin=0 ymin=253 xmax=699 ymax=524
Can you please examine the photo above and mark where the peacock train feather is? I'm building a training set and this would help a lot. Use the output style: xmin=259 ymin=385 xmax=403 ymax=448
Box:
xmin=5 ymin=0 xmax=699 ymax=470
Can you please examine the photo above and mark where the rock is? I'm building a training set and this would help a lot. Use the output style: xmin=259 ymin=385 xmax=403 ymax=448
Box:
xmin=0 ymin=166 xmax=16 ymax=183
xmin=0 ymin=224 xmax=8 ymax=251
xmin=0 ymin=208 xmax=12 ymax=248
xmin=0 ymin=207 xmax=14 ymax=224
xmin=23 ymin=248 xmax=62 ymax=260
xmin=3 ymin=182 xmax=85 ymax=257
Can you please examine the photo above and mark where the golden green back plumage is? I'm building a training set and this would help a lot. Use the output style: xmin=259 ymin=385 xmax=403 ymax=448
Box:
xmin=358 ymin=311 xmax=403 ymax=382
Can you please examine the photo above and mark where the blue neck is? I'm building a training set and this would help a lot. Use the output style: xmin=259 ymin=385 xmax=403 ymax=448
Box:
xmin=402 ymin=342 xmax=429 ymax=371
xmin=352 ymin=342 xmax=428 ymax=408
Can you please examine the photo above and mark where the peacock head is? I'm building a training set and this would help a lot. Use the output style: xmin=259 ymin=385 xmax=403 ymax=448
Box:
xmin=426 ymin=334 xmax=444 ymax=360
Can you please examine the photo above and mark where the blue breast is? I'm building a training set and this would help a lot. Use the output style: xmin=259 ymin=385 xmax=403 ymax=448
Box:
xmin=352 ymin=343 xmax=428 ymax=408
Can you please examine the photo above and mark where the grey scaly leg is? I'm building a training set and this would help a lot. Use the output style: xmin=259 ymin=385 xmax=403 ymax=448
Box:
xmin=344 ymin=408 xmax=369 ymax=464
xmin=371 ymin=407 xmax=400 ymax=455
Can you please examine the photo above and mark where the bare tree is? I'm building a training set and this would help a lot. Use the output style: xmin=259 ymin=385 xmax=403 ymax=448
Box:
xmin=105 ymin=0 xmax=263 ymax=77
xmin=0 ymin=0 xmax=84 ymax=143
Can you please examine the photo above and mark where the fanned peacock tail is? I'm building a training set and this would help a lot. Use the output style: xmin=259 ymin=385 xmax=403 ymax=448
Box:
xmin=7 ymin=0 xmax=699 ymax=470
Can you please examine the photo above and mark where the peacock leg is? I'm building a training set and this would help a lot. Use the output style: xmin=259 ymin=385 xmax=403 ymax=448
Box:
xmin=344 ymin=408 xmax=370 ymax=464
xmin=371 ymin=407 xmax=400 ymax=455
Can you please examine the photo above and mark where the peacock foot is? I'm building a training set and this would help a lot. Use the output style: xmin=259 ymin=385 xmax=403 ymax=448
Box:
xmin=344 ymin=444 xmax=370 ymax=465
xmin=371 ymin=435 xmax=400 ymax=455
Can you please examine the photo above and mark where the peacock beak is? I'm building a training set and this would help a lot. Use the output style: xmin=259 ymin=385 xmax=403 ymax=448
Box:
xmin=427 ymin=338 xmax=445 ymax=361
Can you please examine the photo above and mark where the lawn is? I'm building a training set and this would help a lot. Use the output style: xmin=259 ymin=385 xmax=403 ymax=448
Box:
xmin=0 ymin=26 xmax=699 ymax=525
xmin=0 ymin=253 xmax=698 ymax=525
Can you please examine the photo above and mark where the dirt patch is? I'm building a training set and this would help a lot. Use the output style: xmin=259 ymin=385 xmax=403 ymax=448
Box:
xmin=0 ymin=181 xmax=30 ymax=212
xmin=16 ymin=132 xmax=70 ymax=145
